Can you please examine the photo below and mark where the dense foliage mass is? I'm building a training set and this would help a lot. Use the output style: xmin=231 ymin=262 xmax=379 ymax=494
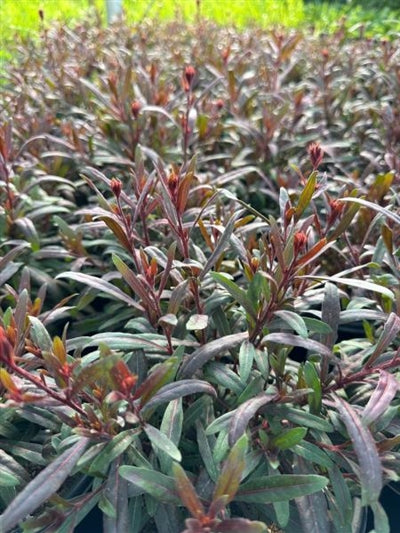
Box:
xmin=0 ymin=17 xmax=400 ymax=533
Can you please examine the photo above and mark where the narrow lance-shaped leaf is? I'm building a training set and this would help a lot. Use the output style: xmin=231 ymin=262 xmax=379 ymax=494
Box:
xmin=141 ymin=379 xmax=216 ymax=412
xmin=295 ymin=171 xmax=317 ymax=220
xmin=334 ymin=396 xmax=382 ymax=505
xmin=274 ymin=310 xmax=308 ymax=339
xmin=28 ymin=316 xmax=53 ymax=352
xmin=210 ymin=272 xmax=257 ymax=320
xmin=236 ymin=474 xmax=328 ymax=503
xmin=179 ymin=332 xmax=248 ymax=378
xmin=56 ymin=272 xmax=144 ymax=310
xmin=172 ymin=462 xmax=205 ymax=520
xmin=271 ymin=428 xmax=307 ymax=450
xmin=199 ymin=211 xmax=242 ymax=281
xmin=262 ymin=333 xmax=338 ymax=364
xmin=294 ymin=457 xmax=330 ymax=533
xmin=338 ymin=196 xmax=400 ymax=226
xmin=298 ymin=274 xmax=395 ymax=301
xmin=88 ymin=429 xmax=140 ymax=475
xmin=112 ymin=254 xmax=156 ymax=311
xmin=159 ymin=399 xmax=183 ymax=473
xmin=229 ymin=394 xmax=275 ymax=446
xmin=144 ymin=424 xmax=182 ymax=462
xmin=103 ymin=457 xmax=129 ymax=533
xmin=238 ymin=341 xmax=256 ymax=383
xmin=118 ymin=466 xmax=179 ymax=505
xmin=213 ymin=434 xmax=248 ymax=504
xmin=100 ymin=216 xmax=133 ymax=253
xmin=0 ymin=438 xmax=89 ymax=533
xmin=321 ymin=282 xmax=340 ymax=347
xmin=328 ymin=200 xmax=361 ymax=241
xmin=365 ymin=312 xmax=400 ymax=367
xmin=370 ymin=501 xmax=390 ymax=533
xmin=134 ymin=357 xmax=178 ymax=406
xmin=362 ymin=371 xmax=400 ymax=426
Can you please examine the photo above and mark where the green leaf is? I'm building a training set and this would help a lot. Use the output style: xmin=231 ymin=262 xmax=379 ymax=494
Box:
xmin=274 ymin=310 xmax=308 ymax=339
xmin=119 ymin=466 xmax=179 ymax=505
xmin=328 ymin=197 xmax=361 ymax=241
xmin=159 ymin=399 xmax=183 ymax=473
xmin=144 ymin=424 xmax=182 ymax=462
xmin=14 ymin=217 xmax=40 ymax=251
xmin=295 ymin=171 xmax=317 ymax=219
xmin=247 ymin=272 xmax=270 ymax=312
xmin=365 ymin=312 xmax=400 ymax=367
xmin=0 ymin=468 xmax=19 ymax=487
xmin=295 ymin=485 xmax=329 ymax=533
xmin=142 ymin=379 xmax=216 ymax=412
xmin=213 ymin=434 xmax=248 ymax=504
xmin=0 ymin=438 xmax=89 ymax=532
xmin=299 ymin=274 xmax=395 ymax=301
xmin=262 ymin=332 xmax=337 ymax=363
xmin=334 ymin=396 xmax=382 ymax=505
xmin=329 ymin=465 xmax=353 ymax=532
xmin=210 ymin=272 xmax=257 ymax=320
xmin=303 ymin=361 xmax=322 ymax=414
xmin=71 ymin=353 xmax=121 ymax=393
xmin=236 ymin=474 xmax=328 ymax=503
xmin=229 ymin=394 xmax=275 ymax=446
xmin=370 ymin=501 xmax=390 ymax=533
xmin=135 ymin=357 xmax=178 ymax=407
xmin=28 ymin=316 xmax=53 ymax=352
xmin=159 ymin=314 xmax=178 ymax=328
xmin=199 ymin=211 xmax=241 ymax=281
xmin=112 ymin=254 xmax=156 ymax=310
xmin=196 ymin=421 xmax=219 ymax=482
xmin=238 ymin=341 xmax=256 ymax=383
xmin=271 ymin=427 xmax=307 ymax=450
xmin=321 ymin=282 xmax=340 ymax=349
xmin=292 ymin=441 xmax=333 ymax=468
xmin=56 ymin=271 xmax=144 ymax=309
xmin=180 ymin=332 xmax=248 ymax=378
xmin=206 ymin=362 xmax=244 ymax=395
xmin=186 ymin=314 xmax=209 ymax=331
xmin=362 ymin=371 xmax=399 ymax=426
xmin=88 ymin=429 xmax=140 ymax=476
xmin=266 ymin=405 xmax=334 ymax=431
xmin=338 ymin=196 xmax=400 ymax=225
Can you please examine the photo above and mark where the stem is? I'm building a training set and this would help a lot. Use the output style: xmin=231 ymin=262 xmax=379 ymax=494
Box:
xmin=326 ymin=357 xmax=400 ymax=393
xmin=8 ymin=360 xmax=87 ymax=418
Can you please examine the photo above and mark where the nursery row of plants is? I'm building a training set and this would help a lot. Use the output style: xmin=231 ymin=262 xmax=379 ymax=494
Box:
xmin=1 ymin=0 xmax=400 ymax=65
xmin=0 ymin=13 xmax=400 ymax=533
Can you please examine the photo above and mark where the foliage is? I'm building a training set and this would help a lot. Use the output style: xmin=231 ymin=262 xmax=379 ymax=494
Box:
xmin=1 ymin=0 xmax=400 ymax=64
xmin=1 ymin=15 xmax=400 ymax=533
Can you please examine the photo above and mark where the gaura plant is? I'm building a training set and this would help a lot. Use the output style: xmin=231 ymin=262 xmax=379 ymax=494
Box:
xmin=1 ymin=15 xmax=400 ymax=533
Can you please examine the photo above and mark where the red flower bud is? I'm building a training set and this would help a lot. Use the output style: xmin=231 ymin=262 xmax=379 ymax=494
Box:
xmin=294 ymin=231 xmax=308 ymax=255
xmin=131 ymin=100 xmax=141 ymax=119
xmin=167 ymin=171 xmax=179 ymax=197
xmin=110 ymin=177 xmax=122 ymax=198
xmin=38 ymin=9 xmax=44 ymax=22
xmin=308 ymin=142 xmax=324 ymax=169
xmin=183 ymin=65 xmax=195 ymax=92
xmin=328 ymin=199 xmax=345 ymax=225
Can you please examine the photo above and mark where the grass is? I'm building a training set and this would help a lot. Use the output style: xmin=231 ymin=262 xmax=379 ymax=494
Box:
xmin=0 ymin=0 xmax=399 ymax=66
